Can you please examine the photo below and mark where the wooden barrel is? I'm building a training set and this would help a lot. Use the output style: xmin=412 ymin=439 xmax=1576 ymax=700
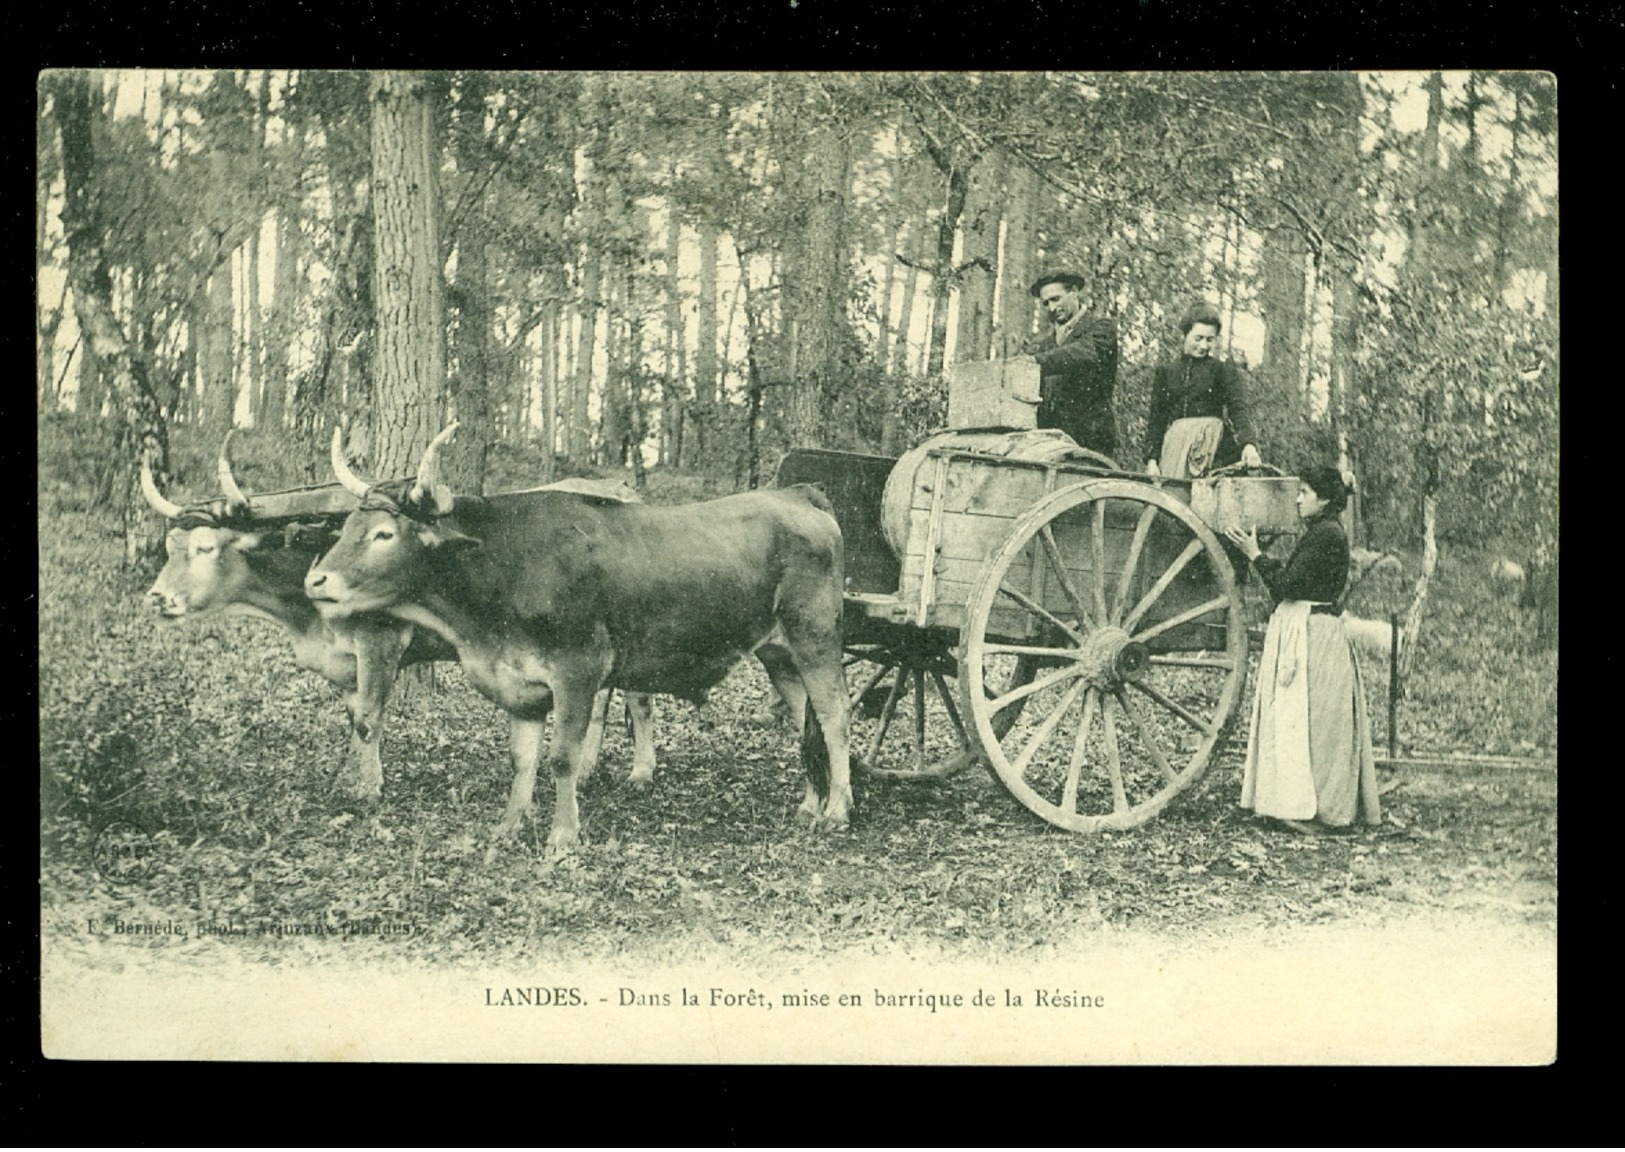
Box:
xmin=880 ymin=428 xmax=1113 ymax=557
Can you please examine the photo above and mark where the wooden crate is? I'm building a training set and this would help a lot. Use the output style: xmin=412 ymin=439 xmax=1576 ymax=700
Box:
xmin=946 ymin=360 xmax=1042 ymax=430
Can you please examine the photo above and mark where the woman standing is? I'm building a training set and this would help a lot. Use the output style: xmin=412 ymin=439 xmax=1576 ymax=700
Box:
xmin=1144 ymin=302 xmax=1261 ymax=479
xmin=1225 ymin=466 xmax=1381 ymax=834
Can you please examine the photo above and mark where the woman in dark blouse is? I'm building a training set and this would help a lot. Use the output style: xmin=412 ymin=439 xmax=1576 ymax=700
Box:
xmin=1225 ymin=466 xmax=1381 ymax=834
xmin=1144 ymin=302 xmax=1261 ymax=479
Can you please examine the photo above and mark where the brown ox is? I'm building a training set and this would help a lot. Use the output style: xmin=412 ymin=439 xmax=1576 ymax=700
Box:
xmin=306 ymin=424 xmax=852 ymax=857
xmin=142 ymin=435 xmax=656 ymax=800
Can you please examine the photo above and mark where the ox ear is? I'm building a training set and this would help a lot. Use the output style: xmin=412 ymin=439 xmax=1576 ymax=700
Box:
xmin=416 ymin=520 xmax=481 ymax=552
xmin=225 ymin=530 xmax=269 ymax=553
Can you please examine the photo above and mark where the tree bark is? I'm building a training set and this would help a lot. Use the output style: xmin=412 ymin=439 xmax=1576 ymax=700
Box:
xmin=661 ymin=195 xmax=686 ymax=467
xmin=925 ymin=164 xmax=968 ymax=378
xmin=52 ymin=69 xmax=171 ymax=563
xmin=996 ymin=161 xmax=1037 ymax=360
xmin=367 ymin=69 xmax=447 ymax=478
xmin=954 ymin=152 xmax=999 ymax=363
xmin=782 ymin=117 xmax=853 ymax=447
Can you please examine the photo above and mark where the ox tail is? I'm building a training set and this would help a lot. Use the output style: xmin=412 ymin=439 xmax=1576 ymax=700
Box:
xmin=801 ymin=702 xmax=831 ymax=799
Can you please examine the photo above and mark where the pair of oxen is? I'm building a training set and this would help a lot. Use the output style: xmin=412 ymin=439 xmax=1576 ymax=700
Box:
xmin=142 ymin=426 xmax=853 ymax=856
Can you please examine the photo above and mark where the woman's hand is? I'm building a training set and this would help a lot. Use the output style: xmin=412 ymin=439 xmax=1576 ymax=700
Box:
xmin=1144 ymin=458 xmax=1161 ymax=477
xmin=1224 ymin=524 xmax=1262 ymax=561
xmin=1240 ymin=443 xmax=1262 ymax=469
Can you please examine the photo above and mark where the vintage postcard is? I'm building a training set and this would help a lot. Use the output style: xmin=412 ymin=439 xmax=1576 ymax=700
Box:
xmin=39 ymin=69 xmax=1556 ymax=1063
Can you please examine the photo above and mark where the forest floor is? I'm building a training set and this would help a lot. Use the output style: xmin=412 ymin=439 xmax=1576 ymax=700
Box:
xmin=38 ymin=423 xmax=1556 ymax=1014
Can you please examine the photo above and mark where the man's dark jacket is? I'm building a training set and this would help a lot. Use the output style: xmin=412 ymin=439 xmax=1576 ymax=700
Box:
xmin=1024 ymin=315 xmax=1119 ymax=459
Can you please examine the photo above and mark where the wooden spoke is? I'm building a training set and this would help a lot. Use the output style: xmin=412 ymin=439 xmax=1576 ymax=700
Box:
xmin=1038 ymin=527 xmax=1094 ymax=632
xmin=1114 ymin=687 xmax=1178 ymax=785
xmin=1102 ymin=693 xmax=1128 ymax=813
xmin=984 ymin=642 xmax=1084 ymax=660
xmin=987 ymin=662 xmax=1085 ymax=715
xmin=864 ymin=668 xmax=909 ymax=765
xmin=849 ymin=659 xmax=891 ymax=708
xmin=1111 ymin=503 xmax=1159 ymax=625
xmin=1133 ymin=594 xmax=1232 ymax=646
xmin=912 ymin=667 xmax=927 ymax=774
xmin=1060 ymin=687 xmax=1099 ymax=815
xmin=1091 ymin=497 xmax=1108 ymax=624
xmin=997 ymin=581 xmax=1084 ymax=644
xmin=1125 ymin=675 xmax=1214 ymax=734
xmin=1147 ymin=654 xmax=1238 ymax=670
xmin=930 ymin=671 xmax=968 ymax=746
xmin=1011 ymin=678 xmax=1089 ymax=778
xmin=1121 ymin=538 xmax=1204 ymax=633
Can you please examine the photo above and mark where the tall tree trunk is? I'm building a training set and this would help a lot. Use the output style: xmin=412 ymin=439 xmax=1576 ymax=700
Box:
xmin=996 ymin=161 xmax=1037 ymax=360
xmin=571 ymin=253 xmax=601 ymax=464
xmin=446 ymin=71 xmax=494 ymax=494
xmin=259 ymin=205 xmax=297 ymax=433
xmin=367 ymin=69 xmax=447 ymax=477
xmin=661 ymin=196 xmax=686 ymax=467
xmin=955 ymin=152 xmax=999 ymax=363
xmin=782 ymin=119 xmax=853 ymax=446
xmin=925 ymin=164 xmax=968 ymax=377
xmin=1260 ymin=225 xmax=1305 ymax=405
xmin=52 ymin=69 xmax=171 ymax=563
xmin=201 ymin=265 xmax=234 ymax=435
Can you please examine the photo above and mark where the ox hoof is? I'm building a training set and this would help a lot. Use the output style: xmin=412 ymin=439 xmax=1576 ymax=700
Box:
xmin=545 ymin=829 xmax=580 ymax=858
xmin=626 ymin=771 xmax=655 ymax=792
xmin=368 ymin=818 xmax=395 ymax=844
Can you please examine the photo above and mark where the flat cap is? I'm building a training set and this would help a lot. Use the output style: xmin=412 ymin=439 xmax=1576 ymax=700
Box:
xmin=1029 ymin=269 xmax=1087 ymax=297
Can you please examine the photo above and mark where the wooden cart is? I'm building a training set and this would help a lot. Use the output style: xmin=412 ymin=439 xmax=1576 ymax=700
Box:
xmin=774 ymin=362 xmax=1301 ymax=832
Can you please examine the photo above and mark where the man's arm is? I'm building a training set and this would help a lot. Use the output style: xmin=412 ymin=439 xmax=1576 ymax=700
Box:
xmin=1034 ymin=317 xmax=1116 ymax=372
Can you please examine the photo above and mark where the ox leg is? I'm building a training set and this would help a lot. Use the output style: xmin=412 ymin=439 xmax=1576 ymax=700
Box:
xmin=544 ymin=684 xmax=599 ymax=856
xmin=625 ymin=693 xmax=656 ymax=788
xmin=340 ymin=623 xmax=412 ymax=803
xmin=492 ymin=715 xmax=548 ymax=849
xmin=776 ymin=609 xmax=854 ymax=831
xmin=757 ymin=645 xmax=822 ymax=825
xmin=577 ymin=689 xmax=611 ymax=785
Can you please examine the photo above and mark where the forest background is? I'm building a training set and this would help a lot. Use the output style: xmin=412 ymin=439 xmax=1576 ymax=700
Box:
xmin=37 ymin=70 xmax=1557 ymax=570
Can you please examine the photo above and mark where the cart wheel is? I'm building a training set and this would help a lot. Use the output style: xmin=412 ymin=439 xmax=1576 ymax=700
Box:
xmin=960 ymin=480 xmax=1248 ymax=831
xmin=845 ymin=636 xmax=1036 ymax=781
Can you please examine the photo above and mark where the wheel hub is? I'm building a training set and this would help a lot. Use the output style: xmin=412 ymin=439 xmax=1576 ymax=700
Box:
xmin=1075 ymin=626 xmax=1149 ymax=687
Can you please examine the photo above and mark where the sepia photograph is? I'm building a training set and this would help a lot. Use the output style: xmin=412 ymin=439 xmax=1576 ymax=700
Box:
xmin=37 ymin=69 xmax=1557 ymax=1063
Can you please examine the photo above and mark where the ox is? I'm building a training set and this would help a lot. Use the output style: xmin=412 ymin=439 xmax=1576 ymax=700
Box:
xmin=142 ymin=434 xmax=656 ymax=801
xmin=306 ymin=424 xmax=853 ymax=856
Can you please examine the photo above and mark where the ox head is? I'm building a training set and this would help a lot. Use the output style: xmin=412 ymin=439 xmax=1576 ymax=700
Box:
xmin=141 ymin=432 xmax=271 ymax=619
xmin=306 ymin=423 xmax=477 ymax=617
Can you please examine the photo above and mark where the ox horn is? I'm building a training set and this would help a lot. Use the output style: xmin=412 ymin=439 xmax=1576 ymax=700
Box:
xmin=330 ymin=424 xmax=373 ymax=498
xmin=217 ymin=429 xmax=251 ymax=514
xmin=408 ymin=422 xmax=460 ymax=506
xmin=139 ymin=453 xmax=185 ymax=520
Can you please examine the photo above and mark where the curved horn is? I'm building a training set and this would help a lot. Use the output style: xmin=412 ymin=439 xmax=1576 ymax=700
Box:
xmin=408 ymin=422 xmax=460 ymax=504
xmin=217 ymin=429 xmax=251 ymax=514
xmin=139 ymin=454 xmax=185 ymax=519
xmin=330 ymin=425 xmax=373 ymax=498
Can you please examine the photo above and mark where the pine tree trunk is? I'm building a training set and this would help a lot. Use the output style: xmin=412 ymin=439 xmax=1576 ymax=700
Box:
xmin=955 ymin=153 xmax=999 ymax=364
xmin=925 ymin=164 xmax=968 ymax=378
xmin=996 ymin=162 xmax=1037 ymax=360
xmin=662 ymin=198 xmax=685 ymax=467
xmin=782 ymin=119 xmax=852 ymax=447
xmin=367 ymin=69 xmax=447 ymax=478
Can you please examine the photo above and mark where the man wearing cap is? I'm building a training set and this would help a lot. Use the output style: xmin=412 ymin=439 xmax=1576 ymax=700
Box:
xmin=1021 ymin=270 xmax=1119 ymax=460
